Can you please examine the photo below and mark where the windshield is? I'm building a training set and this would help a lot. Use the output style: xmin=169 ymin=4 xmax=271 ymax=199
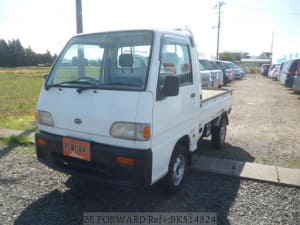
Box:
xmin=209 ymin=61 xmax=219 ymax=70
xmin=216 ymin=61 xmax=226 ymax=70
xmin=223 ymin=62 xmax=234 ymax=69
xmin=199 ymin=59 xmax=213 ymax=70
xmin=46 ymin=31 xmax=153 ymax=91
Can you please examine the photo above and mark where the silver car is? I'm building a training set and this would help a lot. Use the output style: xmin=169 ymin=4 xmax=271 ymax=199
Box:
xmin=200 ymin=70 xmax=213 ymax=88
xmin=199 ymin=59 xmax=222 ymax=88
xmin=199 ymin=61 xmax=213 ymax=88
xmin=210 ymin=60 xmax=224 ymax=87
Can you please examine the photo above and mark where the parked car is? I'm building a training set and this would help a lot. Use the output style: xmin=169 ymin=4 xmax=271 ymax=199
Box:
xmin=199 ymin=59 xmax=219 ymax=88
xmin=280 ymin=60 xmax=292 ymax=84
xmin=280 ymin=59 xmax=300 ymax=87
xmin=219 ymin=61 xmax=242 ymax=80
xmin=199 ymin=62 xmax=213 ymax=88
xmin=215 ymin=60 xmax=228 ymax=85
xmin=232 ymin=63 xmax=244 ymax=79
xmin=261 ymin=64 xmax=271 ymax=76
xmin=292 ymin=60 xmax=300 ymax=92
xmin=276 ymin=63 xmax=284 ymax=81
xmin=237 ymin=65 xmax=246 ymax=78
xmin=293 ymin=75 xmax=300 ymax=93
xmin=268 ymin=64 xmax=280 ymax=80
xmin=209 ymin=60 xmax=224 ymax=87
xmin=216 ymin=60 xmax=234 ymax=83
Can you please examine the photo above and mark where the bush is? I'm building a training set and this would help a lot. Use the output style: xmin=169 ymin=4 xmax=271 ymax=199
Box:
xmin=249 ymin=67 xmax=260 ymax=74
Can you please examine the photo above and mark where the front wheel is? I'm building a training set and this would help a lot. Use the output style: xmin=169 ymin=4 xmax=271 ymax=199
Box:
xmin=164 ymin=145 xmax=187 ymax=193
xmin=211 ymin=118 xmax=227 ymax=149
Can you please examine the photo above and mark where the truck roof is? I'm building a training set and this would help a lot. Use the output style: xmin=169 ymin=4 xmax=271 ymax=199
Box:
xmin=73 ymin=29 xmax=196 ymax=46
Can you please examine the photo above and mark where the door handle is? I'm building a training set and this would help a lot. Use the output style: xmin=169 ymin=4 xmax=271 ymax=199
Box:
xmin=191 ymin=93 xmax=196 ymax=98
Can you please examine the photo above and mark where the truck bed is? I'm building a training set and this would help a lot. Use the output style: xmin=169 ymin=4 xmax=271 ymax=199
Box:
xmin=199 ymin=88 xmax=233 ymax=125
xmin=202 ymin=88 xmax=232 ymax=102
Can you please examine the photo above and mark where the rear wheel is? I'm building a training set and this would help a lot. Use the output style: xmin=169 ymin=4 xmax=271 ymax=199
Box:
xmin=164 ymin=145 xmax=187 ymax=193
xmin=211 ymin=118 xmax=227 ymax=149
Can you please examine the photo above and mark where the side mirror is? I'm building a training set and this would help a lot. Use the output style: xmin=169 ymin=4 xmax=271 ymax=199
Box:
xmin=162 ymin=76 xmax=179 ymax=97
xmin=44 ymin=73 xmax=48 ymax=80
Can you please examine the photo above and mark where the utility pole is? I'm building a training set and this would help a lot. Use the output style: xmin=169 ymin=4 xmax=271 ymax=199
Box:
xmin=216 ymin=1 xmax=225 ymax=60
xmin=76 ymin=0 xmax=83 ymax=33
xmin=76 ymin=0 xmax=84 ymax=77
xmin=270 ymin=32 xmax=274 ymax=64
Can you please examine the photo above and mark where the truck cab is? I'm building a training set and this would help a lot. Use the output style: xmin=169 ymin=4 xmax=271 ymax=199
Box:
xmin=35 ymin=29 xmax=232 ymax=192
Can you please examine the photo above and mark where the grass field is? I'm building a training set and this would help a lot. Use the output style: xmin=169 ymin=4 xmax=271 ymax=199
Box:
xmin=0 ymin=67 xmax=51 ymax=78
xmin=0 ymin=67 xmax=50 ymax=130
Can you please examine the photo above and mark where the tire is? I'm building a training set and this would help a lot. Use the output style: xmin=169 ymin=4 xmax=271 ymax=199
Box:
xmin=211 ymin=118 xmax=227 ymax=149
xmin=164 ymin=145 xmax=188 ymax=193
xmin=223 ymin=78 xmax=228 ymax=86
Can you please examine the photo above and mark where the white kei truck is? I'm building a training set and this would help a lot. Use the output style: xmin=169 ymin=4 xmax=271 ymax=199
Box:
xmin=35 ymin=29 xmax=232 ymax=192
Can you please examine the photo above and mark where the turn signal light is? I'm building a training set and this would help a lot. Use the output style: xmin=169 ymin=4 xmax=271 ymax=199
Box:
xmin=143 ymin=127 xmax=151 ymax=139
xmin=37 ymin=138 xmax=48 ymax=146
xmin=116 ymin=156 xmax=136 ymax=166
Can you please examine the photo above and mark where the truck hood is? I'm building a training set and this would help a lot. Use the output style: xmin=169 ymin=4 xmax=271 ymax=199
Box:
xmin=37 ymin=88 xmax=140 ymax=137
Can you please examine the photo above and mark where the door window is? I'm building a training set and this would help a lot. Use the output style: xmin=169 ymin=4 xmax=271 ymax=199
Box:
xmin=158 ymin=39 xmax=193 ymax=88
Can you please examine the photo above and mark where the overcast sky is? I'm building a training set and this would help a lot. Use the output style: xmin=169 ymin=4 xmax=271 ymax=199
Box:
xmin=1 ymin=0 xmax=299 ymax=62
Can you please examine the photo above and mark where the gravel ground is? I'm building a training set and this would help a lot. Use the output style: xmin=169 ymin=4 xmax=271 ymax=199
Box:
xmin=198 ymin=74 xmax=300 ymax=169
xmin=0 ymin=143 xmax=299 ymax=225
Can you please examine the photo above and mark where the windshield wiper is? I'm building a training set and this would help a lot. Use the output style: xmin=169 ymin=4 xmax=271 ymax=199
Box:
xmin=45 ymin=80 xmax=97 ymax=91
xmin=76 ymin=82 xmax=141 ymax=93
xmin=76 ymin=83 xmax=103 ymax=93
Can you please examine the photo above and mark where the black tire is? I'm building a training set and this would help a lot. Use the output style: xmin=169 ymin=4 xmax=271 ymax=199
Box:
xmin=164 ymin=145 xmax=188 ymax=193
xmin=223 ymin=79 xmax=228 ymax=86
xmin=211 ymin=117 xmax=227 ymax=149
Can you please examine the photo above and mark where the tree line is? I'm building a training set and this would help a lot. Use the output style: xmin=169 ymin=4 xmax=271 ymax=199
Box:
xmin=0 ymin=39 xmax=57 ymax=67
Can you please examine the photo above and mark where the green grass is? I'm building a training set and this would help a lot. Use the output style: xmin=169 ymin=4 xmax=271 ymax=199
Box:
xmin=256 ymin=156 xmax=274 ymax=165
xmin=0 ymin=135 xmax=32 ymax=145
xmin=256 ymin=156 xmax=300 ymax=169
xmin=0 ymin=66 xmax=101 ymax=130
xmin=0 ymin=67 xmax=51 ymax=78
xmin=1 ymin=115 xmax=36 ymax=130
xmin=54 ymin=66 xmax=100 ymax=83
xmin=0 ymin=136 xmax=36 ymax=154
xmin=287 ymin=159 xmax=300 ymax=169
xmin=0 ymin=67 xmax=46 ymax=130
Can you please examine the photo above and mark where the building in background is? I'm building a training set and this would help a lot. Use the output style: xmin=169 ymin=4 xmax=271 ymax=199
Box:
xmin=276 ymin=52 xmax=300 ymax=64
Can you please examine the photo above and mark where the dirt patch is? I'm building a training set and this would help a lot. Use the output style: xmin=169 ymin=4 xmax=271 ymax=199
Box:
xmin=197 ymin=74 xmax=300 ymax=169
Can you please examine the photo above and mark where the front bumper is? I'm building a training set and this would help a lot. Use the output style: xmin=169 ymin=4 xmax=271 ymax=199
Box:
xmin=234 ymin=74 xmax=242 ymax=79
xmin=35 ymin=131 xmax=152 ymax=188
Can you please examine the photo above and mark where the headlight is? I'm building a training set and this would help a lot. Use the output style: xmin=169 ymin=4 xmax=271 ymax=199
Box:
xmin=110 ymin=122 xmax=151 ymax=141
xmin=37 ymin=110 xmax=54 ymax=126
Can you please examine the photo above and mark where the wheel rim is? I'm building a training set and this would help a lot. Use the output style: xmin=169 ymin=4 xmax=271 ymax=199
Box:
xmin=172 ymin=154 xmax=185 ymax=186
xmin=220 ymin=121 xmax=226 ymax=144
